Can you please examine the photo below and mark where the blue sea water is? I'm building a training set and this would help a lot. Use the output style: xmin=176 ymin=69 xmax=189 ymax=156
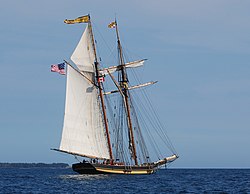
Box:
xmin=0 ymin=167 xmax=249 ymax=193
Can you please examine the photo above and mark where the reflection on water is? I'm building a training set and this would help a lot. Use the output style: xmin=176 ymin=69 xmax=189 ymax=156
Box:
xmin=59 ymin=174 xmax=109 ymax=181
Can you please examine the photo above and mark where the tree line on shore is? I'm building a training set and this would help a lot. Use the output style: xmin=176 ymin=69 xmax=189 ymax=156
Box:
xmin=0 ymin=163 xmax=69 ymax=168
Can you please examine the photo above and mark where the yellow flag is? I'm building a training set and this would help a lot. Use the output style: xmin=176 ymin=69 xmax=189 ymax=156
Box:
xmin=64 ymin=19 xmax=75 ymax=24
xmin=108 ymin=21 xmax=116 ymax=28
xmin=64 ymin=15 xmax=90 ymax=24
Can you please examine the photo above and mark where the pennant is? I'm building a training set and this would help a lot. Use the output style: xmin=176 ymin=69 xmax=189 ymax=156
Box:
xmin=64 ymin=15 xmax=90 ymax=24
xmin=108 ymin=21 xmax=116 ymax=28
xmin=51 ymin=63 xmax=65 ymax=75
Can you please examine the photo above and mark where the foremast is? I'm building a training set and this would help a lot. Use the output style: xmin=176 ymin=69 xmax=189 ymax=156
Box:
xmin=87 ymin=15 xmax=113 ymax=161
xmin=113 ymin=20 xmax=138 ymax=165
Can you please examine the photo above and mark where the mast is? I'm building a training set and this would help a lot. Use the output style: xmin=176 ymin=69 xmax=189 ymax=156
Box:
xmin=88 ymin=15 xmax=113 ymax=160
xmin=114 ymin=20 xmax=138 ymax=165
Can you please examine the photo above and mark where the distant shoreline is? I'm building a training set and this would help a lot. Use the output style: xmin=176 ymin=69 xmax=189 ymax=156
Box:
xmin=0 ymin=163 xmax=69 ymax=168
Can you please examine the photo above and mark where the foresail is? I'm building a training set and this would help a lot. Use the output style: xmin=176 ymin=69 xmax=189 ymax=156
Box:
xmin=71 ymin=25 xmax=95 ymax=73
xmin=59 ymin=65 xmax=110 ymax=159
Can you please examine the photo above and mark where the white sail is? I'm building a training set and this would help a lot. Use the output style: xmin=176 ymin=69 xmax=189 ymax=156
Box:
xmin=104 ymin=81 xmax=158 ymax=95
xmin=59 ymin=65 xmax=110 ymax=159
xmin=100 ymin=59 xmax=146 ymax=75
xmin=71 ymin=25 xmax=95 ymax=73
xmin=124 ymin=59 xmax=145 ymax=68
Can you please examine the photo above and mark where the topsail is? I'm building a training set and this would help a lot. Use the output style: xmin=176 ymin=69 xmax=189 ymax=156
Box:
xmin=71 ymin=25 xmax=95 ymax=73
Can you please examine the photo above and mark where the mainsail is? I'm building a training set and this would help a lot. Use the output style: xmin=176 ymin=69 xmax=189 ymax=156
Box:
xmin=59 ymin=60 xmax=110 ymax=159
xmin=71 ymin=25 xmax=95 ymax=73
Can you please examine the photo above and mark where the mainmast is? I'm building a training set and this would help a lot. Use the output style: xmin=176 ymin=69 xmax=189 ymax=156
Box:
xmin=114 ymin=20 xmax=138 ymax=165
xmin=88 ymin=15 xmax=113 ymax=160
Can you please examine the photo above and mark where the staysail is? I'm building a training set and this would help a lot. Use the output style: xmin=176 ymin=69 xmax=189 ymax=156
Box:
xmin=71 ymin=25 xmax=95 ymax=73
xmin=59 ymin=65 xmax=110 ymax=159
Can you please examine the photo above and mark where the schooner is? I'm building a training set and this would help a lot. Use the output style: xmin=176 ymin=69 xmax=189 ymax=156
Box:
xmin=52 ymin=15 xmax=178 ymax=174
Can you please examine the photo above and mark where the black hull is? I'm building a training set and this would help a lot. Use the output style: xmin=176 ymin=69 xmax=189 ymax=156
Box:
xmin=72 ymin=162 xmax=156 ymax=175
xmin=72 ymin=163 xmax=102 ymax=174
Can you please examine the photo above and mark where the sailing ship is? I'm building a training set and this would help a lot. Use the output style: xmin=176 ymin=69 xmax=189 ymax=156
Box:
xmin=52 ymin=15 xmax=178 ymax=175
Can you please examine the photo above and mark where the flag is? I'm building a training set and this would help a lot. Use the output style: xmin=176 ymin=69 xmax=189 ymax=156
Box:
xmin=58 ymin=63 xmax=65 ymax=75
xmin=108 ymin=21 xmax=116 ymax=28
xmin=51 ymin=64 xmax=59 ymax=72
xmin=64 ymin=15 xmax=90 ymax=24
xmin=98 ymin=77 xmax=105 ymax=82
xmin=51 ymin=63 xmax=65 ymax=75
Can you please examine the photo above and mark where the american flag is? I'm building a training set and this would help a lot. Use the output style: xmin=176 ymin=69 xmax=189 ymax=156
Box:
xmin=51 ymin=63 xmax=65 ymax=75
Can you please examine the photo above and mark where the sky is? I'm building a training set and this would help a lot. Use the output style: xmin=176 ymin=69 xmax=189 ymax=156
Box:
xmin=0 ymin=0 xmax=249 ymax=168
